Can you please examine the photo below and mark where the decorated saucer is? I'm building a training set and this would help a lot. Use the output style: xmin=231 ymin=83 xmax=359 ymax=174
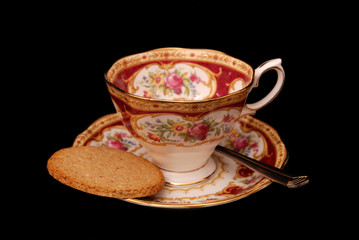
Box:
xmin=74 ymin=114 xmax=287 ymax=208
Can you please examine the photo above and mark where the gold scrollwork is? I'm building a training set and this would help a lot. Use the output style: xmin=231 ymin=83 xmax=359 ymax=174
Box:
xmin=226 ymin=78 xmax=245 ymax=94
xmin=106 ymin=48 xmax=253 ymax=82
xmin=107 ymin=82 xmax=248 ymax=114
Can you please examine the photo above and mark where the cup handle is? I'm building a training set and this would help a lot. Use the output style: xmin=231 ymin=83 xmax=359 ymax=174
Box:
xmin=242 ymin=58 xmax=285 ymax=115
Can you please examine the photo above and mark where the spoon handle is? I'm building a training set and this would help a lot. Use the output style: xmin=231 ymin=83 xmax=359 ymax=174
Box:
xmin=215 ymin=145 xmax=309 ymax=188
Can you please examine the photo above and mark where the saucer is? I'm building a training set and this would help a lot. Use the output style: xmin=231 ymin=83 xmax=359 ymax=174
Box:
xmin=74 ymin=114 xmax=287 ymax=208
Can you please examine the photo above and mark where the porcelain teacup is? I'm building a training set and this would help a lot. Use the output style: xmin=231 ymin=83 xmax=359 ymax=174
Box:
xmin=105 ymin=48 xmax=285 ymax=185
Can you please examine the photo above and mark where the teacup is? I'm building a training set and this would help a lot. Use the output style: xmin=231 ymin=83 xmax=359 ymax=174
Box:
xmin=105 ymin=48 xmax=285 ymax=185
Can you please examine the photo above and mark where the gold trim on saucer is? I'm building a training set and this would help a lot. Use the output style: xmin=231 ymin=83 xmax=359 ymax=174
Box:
xmin=73 ymin=113 xmax=287 ymax=208
xmin=165 ymin=170 xmax=216 ymax=187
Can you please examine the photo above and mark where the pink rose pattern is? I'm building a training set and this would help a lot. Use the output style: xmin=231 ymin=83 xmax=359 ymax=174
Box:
xmin=104 ymin=131 xmax=137 ymax=151
xmin=140 ymin=114 xmax=234 ymax=144
xmin=164 ymin=72 xmax=183 ymax=94
xmin=141 ymin=68 xmax=202 ymax=98
xmin=233 ymin=136 xmax=249 ymax=150
xmin=222 ymin=128 xmax=260 ymax=155
xmin=187 ymin=122 xmax=210 ymax=140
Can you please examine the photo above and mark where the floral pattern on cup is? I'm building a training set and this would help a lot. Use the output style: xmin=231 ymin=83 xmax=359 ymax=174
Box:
xmin=135 ymin=110 xmax=240 ymax=146
xmin=130 ymin=63 xmax=217 ymax=100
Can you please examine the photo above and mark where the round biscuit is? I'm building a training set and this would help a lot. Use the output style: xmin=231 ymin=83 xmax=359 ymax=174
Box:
xmin=47 ymin=146 xmax=165 ymax=199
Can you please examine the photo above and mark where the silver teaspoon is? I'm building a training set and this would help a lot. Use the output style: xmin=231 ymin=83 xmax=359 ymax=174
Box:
xmin=215 ymin=145 xmax=309 ymax=188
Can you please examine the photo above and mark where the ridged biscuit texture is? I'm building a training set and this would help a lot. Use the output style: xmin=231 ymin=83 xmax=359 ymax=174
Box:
xmin=47 ymin=146 xmax=165 ymax=199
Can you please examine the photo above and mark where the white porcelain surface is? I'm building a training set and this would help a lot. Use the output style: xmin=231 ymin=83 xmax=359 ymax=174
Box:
xmin=74 ymin=113 xmax=287 ymax=208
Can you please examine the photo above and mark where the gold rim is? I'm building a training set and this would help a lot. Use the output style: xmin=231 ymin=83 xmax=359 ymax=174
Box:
xmin=124 ymin=179 xmax=272 ymax=208
xmin=104 ymin=47 xmax=255 ymax=105
xmin=164 ymin=164 xmax=218 ymax=187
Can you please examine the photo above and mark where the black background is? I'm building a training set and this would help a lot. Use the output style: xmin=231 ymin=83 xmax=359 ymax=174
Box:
xmin=11 ymin=4 xmax=344 ymax=237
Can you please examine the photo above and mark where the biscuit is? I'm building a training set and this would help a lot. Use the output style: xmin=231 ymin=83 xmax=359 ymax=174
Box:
xmin=47 ymin=146 xmax=165 ymax=199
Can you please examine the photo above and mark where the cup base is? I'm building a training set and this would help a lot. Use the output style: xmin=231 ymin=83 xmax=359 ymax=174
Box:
xmin=160 ymin=157 xmax=217 ymax=186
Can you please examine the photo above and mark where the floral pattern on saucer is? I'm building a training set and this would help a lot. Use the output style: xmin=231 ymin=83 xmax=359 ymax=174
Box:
xmin=220 ymin=125 xmax=266 ymax=159
xmin=88 ymin=126 xmax=141 ymax=152
xmin=74 ymin=113 xmax=287 ymax=208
